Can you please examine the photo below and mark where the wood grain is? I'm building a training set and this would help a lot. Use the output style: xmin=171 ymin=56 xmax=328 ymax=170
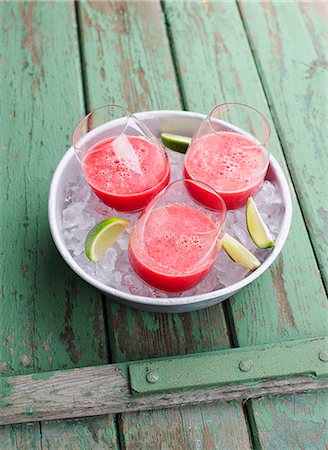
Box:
xmin=117 ymin=401 xmax=250 ymax=450
xmin=77 ymin=1 xmax=251 ymax=448
xmin=0 ymin=1 xmax=117 ymax=445
xmin=0 ymin=0 xmax=107 ymax=381
xmin=233 ymin=2 xmax=328 ymax=447
xmin=239 ymin=0 xmax=328 ymax=289
xmin=41 ymin=416 xmax=119 ymax=450
xmin=162 ymin=0 xmax=328 ymax=447
xmin=161 ymin=0 xmax=327 ymax=358
xmin=250 ymin=391 xmax=328 ymax=450
xmin=77 ymin=0 xmax=181 ymax=111
xmin=0 ymin=423 xmax=41 ymax=450
xmin=1 ymin=362 xmax=326 ymax=426
xmin=162 ymin=0 xmax=326 ymax=334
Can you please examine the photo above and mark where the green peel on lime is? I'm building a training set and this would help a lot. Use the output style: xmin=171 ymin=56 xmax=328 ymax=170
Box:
xmin=222 ymin=233 xmax=261 ymax=271
xmin=160 ymin=132 xmax=192 ymax=153
xmin=246 ymin=197 xmax=275 ymax=249
xmin=85 ymin=218 xmax=129 ymax=263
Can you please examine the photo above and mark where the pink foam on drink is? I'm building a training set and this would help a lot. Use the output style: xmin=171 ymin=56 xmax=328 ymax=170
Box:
xmin=185 ymin=132 xmax=268 ymax=209
xmin=129 ymin=204 xmax=219 ymax=292
xmin=83 ymin=136 xmax=170 ymax=211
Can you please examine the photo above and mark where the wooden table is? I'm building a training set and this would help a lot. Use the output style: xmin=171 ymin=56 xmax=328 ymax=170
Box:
xmin=1 ymin=1 xmax=327 ymax=448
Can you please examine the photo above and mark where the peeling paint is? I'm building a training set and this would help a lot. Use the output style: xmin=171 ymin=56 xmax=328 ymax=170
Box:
xmin=31 ymin=371 xmax=54 ymax=381
xmin=0 ymin=379 xmax=12 ymax=398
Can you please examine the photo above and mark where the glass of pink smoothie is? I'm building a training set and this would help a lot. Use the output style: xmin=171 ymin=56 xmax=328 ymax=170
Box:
xmin=129 ymin=179 xmax=227 ymax=292
xmin=184 ymin=103 xmax=271 ymax=209
xmin=73 ymin=105 xmax=170 ymax=212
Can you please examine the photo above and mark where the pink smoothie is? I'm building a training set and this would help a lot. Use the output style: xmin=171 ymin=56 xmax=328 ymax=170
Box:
xmin=184 ymin=132 xmax=268 ymax=209
xmin=83 ymin=136 xmax=170 ymax=211
xmin=129 ymin=204 xmax=219 ymax=292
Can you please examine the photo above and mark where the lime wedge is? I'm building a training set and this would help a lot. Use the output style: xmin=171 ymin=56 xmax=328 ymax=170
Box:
xmin=222 ymin=233 xmax=261 ymax=270
xmin=160 ymin=132 xmax=192 ymax=153
xmin=246 ymin=197 xmax=275 ymax=249
xmin=85 ymin=218 xmax=129 ymax=263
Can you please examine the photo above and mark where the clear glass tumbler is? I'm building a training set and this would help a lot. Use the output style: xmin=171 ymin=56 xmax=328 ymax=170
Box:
xmin=184 ymin=102 xmax=270 ymax=209
xmin=73 ymin=105 xmax=170 ymax=212
xmin=129 ymin=179 xmax=227 ymax=292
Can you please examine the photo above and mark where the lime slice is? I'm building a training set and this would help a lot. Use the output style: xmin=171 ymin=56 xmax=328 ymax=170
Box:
xmin=160 ymin=132 xmax=192 ymax=153
xmin=246 ymin=197 xmax=275 ymax=249
xmin=222 ymin=233 xmax=261 ymax=270
xmin=85 ymin=218 xmax=129 ymax=263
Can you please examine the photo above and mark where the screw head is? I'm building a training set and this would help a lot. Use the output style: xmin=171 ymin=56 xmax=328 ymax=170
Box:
xmin=319 ymin=350 xmax=328 ymax=362
xmin=146 ymin=372 xmax=159 ymax=383
xmin=239 ymin=360 xmax=252 ymax=372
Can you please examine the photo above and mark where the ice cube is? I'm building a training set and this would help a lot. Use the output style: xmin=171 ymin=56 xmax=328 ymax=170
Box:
xmin=167 ymin=150 xmax=184 ymax=182
xmin=152 ymin=290 xmax=169 ymax=298
xmin=254 ymin=180 xmax=279 ymax=207
xmin=63 ymin=230 xmax=79 ymax=250
xmin=215 ymin=251 xmax=249 ymax=287
xmin=109 ymin=271 xmax=122 ymax=289
xmin=195 ymin=269 xmax=218 ymax=293
xmin=116 ymin=237 xmax=129 ymax=251
xmin=71 ymin=180 xmax=92 ymax=204
xmin=122 ymin=273 xmax=150 ymax=295
xmin=74 ymin=254 xmax=96 ymax=277
xmin=63 ymin=203 xmax=84 ymax=229
xmin=98 ymin=247 xmax=117 ymax=272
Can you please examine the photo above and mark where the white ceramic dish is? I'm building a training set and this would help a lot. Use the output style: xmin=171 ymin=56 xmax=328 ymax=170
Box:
xmin=48 ymin=110 xmax=292 ymax=313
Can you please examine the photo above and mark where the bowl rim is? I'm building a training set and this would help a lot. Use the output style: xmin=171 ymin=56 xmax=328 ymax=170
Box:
xmin=48 ymin=110 xmax=292 ymax=307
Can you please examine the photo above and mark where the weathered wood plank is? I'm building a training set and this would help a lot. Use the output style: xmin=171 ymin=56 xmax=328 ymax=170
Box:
xmin=232 ymin=2 xmax=328 ymax=447
xmin=0 ymin=0 xmax=117 ymax=444
xmin=162 ymin=0 xmax=326 ymax=328
xmin=162 ymin=0 xmax=328 ymax=446
xmin=118 ymin=403 xmax=250 ymax=450
xmin=0 ymin=0 xmax=107 ymax=380
xmin=41 ymin=416 xmax=119 ymax=450
xmin=162 ymin=0 xmax=327 ymax=351
xmin=0 ymin=423 xmax=41 ymax=450
xmin=239 ymin=0 xmax=328 ymax=289
xmin=77 ymin=0 xmax=181 ymax=111
xmin=1 ymin=351 xmax=326 ymax=425
xmin=78 ymin=0 xmax=251 ymax=447
xmin=107 ymin=301 xmax=230 ymax=362
xmin=250 ymin=392 xmax=328 ymax=450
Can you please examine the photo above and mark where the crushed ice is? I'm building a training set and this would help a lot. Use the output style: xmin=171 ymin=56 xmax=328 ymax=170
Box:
xmin=62 ymin=149 xmax=283 ymax=298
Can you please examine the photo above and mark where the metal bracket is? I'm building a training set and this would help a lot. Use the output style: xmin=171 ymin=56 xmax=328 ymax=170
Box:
xmin=0 ymin=337 xmax=327 ymax=425
xmin=129 ymin=337 xmax=328 ymax=394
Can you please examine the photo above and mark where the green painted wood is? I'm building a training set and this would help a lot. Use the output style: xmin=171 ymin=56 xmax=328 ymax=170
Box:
xmin=77 ymin=0 xmax=181 ymax=111
xmin=162 ymin=0 xmax=327 ymax=339
xmin=249 ymin=392 xmax=328 ymax=450
xmin=119 ymin=403 xmax=250 ymax=450
xmin=235 ymin=2 xmax=328 ymax=448
xmin=107 ymin=301 xmax=230 ymax=362
xmin=2 ymin=357 xmax=326 ymax=426
xmin=41 ymin=416 xmax=119 ymax=450
xmin=0 ymin=1 xmax=117 ymax=446
xmin=78 ymin=1 xmax=251 ymax=448
xmin=0 ymin=423 xmax=41 ymax=450
xmin=162 ymin=0 xmax=328 ymax=447
xmin=239 ymin=0 xmax=328 ymax=289
xmin=0 ymin=0 xmax=107 ymax=379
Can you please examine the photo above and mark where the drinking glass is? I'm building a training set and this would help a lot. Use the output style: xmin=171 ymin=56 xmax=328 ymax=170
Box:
xmin=129 ymin=179 xmax=227 ymax=292
xmin=73 ymin=105 xmax=170 ymax=212
xmin=184 ymin=102 xmax=270 ymax=209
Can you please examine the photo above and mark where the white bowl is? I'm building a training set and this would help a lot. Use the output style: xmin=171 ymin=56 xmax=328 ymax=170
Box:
xmin=48 ymin=110 xmax=292 ymax=313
